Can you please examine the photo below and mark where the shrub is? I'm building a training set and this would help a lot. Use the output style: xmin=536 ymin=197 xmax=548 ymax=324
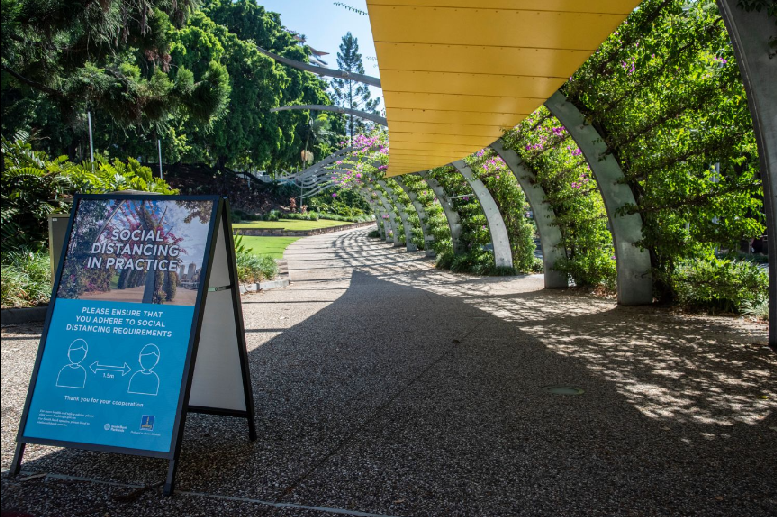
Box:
xmin=554 ymin=252 xmax=617 ymax=289
xmin=474 ymin=264 xmax=518 ymax=277
xmin=1 ymin=249 xmax=52 ymax=307
xmin=285 ymin=212 xmax=321 ymax=221
xmin=235 ymin=252 xmax=278 ymax=283
xmin=367 ymin=229 xmax=381 ymax=238
xmin=1 ymin=136 xmax=177 ymax=254
xmin=435 ymin=250 xmax=455 ymax=270
xmin=673 ymin=258 xmax=768 ymax=314
xmin=232 ymin=208 xmax=246 ymax=222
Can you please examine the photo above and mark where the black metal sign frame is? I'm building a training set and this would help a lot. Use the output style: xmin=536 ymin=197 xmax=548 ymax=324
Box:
xmin=10 ymin=194 xmax=256 ymax=496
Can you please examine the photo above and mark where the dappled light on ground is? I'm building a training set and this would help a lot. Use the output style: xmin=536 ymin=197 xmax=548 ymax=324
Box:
xmin=2 ymin=228 xmax=774 ymax=516
xmin=333 ymin=231 xmax=775 ymax=428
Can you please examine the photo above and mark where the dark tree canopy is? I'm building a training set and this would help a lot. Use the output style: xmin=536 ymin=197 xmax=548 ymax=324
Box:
xmin=1 ymin=0 xmax=344 ymax=172
xmin=1 ymin=0 xmax=229 ymax=128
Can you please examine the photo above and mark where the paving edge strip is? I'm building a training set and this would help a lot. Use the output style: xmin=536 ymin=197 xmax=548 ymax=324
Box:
xmin=2 ymin=471 xmax=401 ymax=517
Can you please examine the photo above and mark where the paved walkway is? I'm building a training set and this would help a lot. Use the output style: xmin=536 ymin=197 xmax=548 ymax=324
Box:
xmin=2 ymin=228 xmax=776 ymax=516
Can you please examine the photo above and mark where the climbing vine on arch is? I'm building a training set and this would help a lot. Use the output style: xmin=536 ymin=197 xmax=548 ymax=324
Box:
xmin=563 ymin=0 xmax=767 ymax=311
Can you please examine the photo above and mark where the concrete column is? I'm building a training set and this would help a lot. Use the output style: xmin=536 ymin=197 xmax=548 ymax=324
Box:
xmin=395 ymin=176 xmax=436 ymax=257
xmin=372 ymin=188 xmax=401 ymax=245
xmin=490 ymin=140 xmax=568 ymax=288
xmin=545 ymin=91 xmax=652 ymax=305
xmin=357 ymin=188 xmax=384 ymax=238
xmin=418 ymin=170 xmax=465 ymax=255
xmin=378 ymin=180 xmax=415 ymax=251
xmin=452 ymin=160 xmax=514 ymax=269
xmin=359 ymin=186 xmax=390 ymax=240
xmin=717 ymin=0 xmax=776 ymax=349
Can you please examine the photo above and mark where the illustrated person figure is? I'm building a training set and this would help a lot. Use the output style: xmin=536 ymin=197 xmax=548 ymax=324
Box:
xmin=56 ymin=339 xmax=88 ymax=388
xmin=127 ymin=344 xmax=161 ymax=396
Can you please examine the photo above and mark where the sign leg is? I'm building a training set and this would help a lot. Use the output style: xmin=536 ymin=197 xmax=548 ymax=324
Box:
xmin=10 ymin=442 xmax=26 ymax=477
xmin=248 ymin=416 xmax=257 ymax=442
xmin=163 ymin=459 xmax=178 ymax=496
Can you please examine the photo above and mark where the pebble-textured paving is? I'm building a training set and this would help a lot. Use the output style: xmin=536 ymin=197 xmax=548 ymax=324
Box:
xmin=2 ymin=228 xmax=776 ymax=516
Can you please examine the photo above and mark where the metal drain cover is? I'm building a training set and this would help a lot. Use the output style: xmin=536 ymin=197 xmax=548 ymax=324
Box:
xmin=544 ymin=386 xmax=585 ymax=395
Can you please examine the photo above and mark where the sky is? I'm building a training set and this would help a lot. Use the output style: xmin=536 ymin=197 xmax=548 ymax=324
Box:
xmin=258 ymin=0 xmax=383 ymax=107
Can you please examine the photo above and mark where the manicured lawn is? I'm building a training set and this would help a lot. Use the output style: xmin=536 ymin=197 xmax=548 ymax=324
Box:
xmin=240 ymin=236 xmax=301 ymax=259
xmin=233 ymin=218 xmax=351 ymax=231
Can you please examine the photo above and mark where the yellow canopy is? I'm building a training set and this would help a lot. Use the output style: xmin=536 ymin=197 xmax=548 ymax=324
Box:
xmin=366 ymin=0 xmax=642 ymax=176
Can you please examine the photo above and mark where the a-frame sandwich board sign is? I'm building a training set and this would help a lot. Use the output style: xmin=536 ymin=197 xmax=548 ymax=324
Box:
xmin=10 ymin=194 xmax=256 ymax=496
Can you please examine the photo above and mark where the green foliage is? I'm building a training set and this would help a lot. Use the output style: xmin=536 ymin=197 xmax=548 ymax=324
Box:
xmin=564 ymin=0 xmax=765 ymax=303
xmin=434 ymin=250 xmax=455 ymax=270
xmin=233 ymin=233 xmax=252 ymax=254
xmin=285 ymin=212 xmax=320 ymax=221
xmin=1 ymin=136 xmax=176 ymax=253
xmin=235 ymin=251 xmax=278 ymax=283
xmin=427 ymin=165 xmax=498 ymax=274
xmin=0 ymin=248 xmax=51 ymax=307
xmin=741 ymin=298 xmax=769 ymax=320
xmin=401 ymin=172 xmax=451 ymax=256
xmin=466 ymin=149 xmax=537 ymax=273
xmin=672 ymin=257 xmax=767 ymax=313
xmin=66 ymin=154 xmax=178 ymax=195
xmin=503 ymin=108 xmax=616 ymax=288
xmin=244 ymin=209 xmax=282 ymax=222
xmin=308 ymin=185 xmax=371 ymax=217
xmin=1 ymin=0 xmax=227 ymax=130
xmin=2 ymin=0 xmax=340 ymax=174
xmin=1 ymin=135 xmax=73 ymax=252
xmin=367 ymin=229 xmax=381 ymax=239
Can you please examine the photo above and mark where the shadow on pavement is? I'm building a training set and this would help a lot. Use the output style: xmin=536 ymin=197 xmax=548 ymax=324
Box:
xmin=2 ymin=229 xmax=775 ymax=517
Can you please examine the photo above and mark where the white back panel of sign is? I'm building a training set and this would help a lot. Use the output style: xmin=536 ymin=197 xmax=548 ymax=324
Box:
xmin=188 ymin=219 xmax=246 ymax=411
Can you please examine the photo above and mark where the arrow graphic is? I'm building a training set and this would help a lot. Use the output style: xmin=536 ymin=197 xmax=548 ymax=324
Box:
xmin=90 ymin=361 xmax=131 ymax=376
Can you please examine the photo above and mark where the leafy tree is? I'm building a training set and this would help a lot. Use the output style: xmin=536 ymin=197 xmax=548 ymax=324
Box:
xmin=330 ymin=32 xmax=380 ymax=141
xmin=1 ymin=0 xmax=229 ymax=141
xmin=1 ymin=0 xmax=339 ymax=175
xmin=200 ymin=0 xmax=342 ymax=171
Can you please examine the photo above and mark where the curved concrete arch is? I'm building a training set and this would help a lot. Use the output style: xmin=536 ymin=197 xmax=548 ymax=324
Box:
xmin=545 ymin=91 xmax=652 ymax=305
xmin=256 ymin=47 xmax=382 ymax=88
xmin=378 ymin=180 xmax=415 ymax=251
xmin=716 ymin=0 xmax=776 ymax=348
xmin=394 ymin=176 xmax=436 ymax=257
xmin=490 ymin=140 xmax=568 ymax=288
xmin=270 ymin=105 xmax=387 ymax=126
xmin=355 ymin=188 xmax=384 ymax=236
xmin=418 ymin=170 xmax=465 ymax=255
xmin=452 ymin=160 xmax=514 ymax=269
xmin=371 ymin=186 xmax=401 ymax=245
xmin=358 ymin=186 xmax=389 ymax=239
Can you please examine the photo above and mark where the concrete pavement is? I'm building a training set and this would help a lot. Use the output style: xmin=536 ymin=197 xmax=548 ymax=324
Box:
xmin=2 ymin=227 xmax=775 ymax=516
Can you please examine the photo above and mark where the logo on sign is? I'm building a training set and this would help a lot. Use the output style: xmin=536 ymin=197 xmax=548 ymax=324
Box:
xmin=140 ymin=415 xmax=155 ymax=431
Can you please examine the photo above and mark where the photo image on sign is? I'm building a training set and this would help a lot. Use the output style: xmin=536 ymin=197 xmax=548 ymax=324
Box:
xmin=56 ymin=199 xmax=213 ymax=306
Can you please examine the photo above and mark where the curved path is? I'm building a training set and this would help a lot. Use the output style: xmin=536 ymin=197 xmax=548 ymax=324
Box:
xmin=1 ymin=228 xmax=774 ymax=516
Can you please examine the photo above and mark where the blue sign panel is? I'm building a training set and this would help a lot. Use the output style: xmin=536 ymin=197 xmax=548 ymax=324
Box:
xmin=21 ymin=197 xmax=217 ymax=454
xmin=24 ymin=299 xmax=194 ymax=452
